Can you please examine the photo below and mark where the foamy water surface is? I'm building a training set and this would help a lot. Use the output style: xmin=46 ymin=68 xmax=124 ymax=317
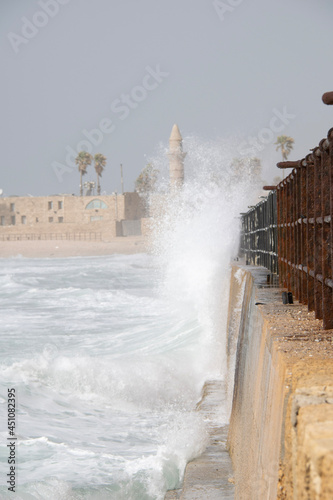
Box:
xmin=0 ymin=253 xmax=225 ymax=499
xmin=0 ymin=138 xmax=260 ymax=499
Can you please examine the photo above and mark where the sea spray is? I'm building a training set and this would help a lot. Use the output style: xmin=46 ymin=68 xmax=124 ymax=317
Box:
xmin=149 ymin=135 xmax=262 ymax=381
xmin=0 ymin=138 xmax=262 ymax=500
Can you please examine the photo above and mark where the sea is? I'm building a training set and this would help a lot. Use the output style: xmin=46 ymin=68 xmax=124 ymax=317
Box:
xmin=0 ymin=139 xmax=259 ymax=499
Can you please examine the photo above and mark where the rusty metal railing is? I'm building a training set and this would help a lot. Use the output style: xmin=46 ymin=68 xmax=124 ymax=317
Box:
xmin=277 ymin=131 xmax=333 ymax=328
xmin=240 ymin=190 xmax=278 ymax=275
xmin=240 ymin=92 xmax=333 ymax=329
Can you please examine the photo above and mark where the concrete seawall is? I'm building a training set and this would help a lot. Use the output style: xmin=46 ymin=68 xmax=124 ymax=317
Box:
xmin=227 ymin=264 xmax=333 ymax=499
xmin=166 ymin=263 xmax=333 ymax=499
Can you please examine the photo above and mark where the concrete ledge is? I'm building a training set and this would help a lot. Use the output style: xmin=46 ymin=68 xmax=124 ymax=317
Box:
xmin=165 ymin=382 xmax=234 ymax=499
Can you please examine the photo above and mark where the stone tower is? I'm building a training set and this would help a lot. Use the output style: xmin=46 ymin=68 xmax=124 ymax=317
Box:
xmin=168 ymin=124 xmax=187 ymax=190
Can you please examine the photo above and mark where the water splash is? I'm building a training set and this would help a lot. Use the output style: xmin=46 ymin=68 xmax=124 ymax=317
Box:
xmin=149 ymin=135 xmax=262 ymax=381
xmin=0 ymin=137 xmax=262 ymax=500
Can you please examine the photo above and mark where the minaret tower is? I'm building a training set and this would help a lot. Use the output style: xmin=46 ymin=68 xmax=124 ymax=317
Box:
xmin=168 ymin=124 xmax=187 ymax=190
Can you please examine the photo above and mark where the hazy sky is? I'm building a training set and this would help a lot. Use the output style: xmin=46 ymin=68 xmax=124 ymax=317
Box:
xmin=1 ymin=0 xmax=333 ymax=196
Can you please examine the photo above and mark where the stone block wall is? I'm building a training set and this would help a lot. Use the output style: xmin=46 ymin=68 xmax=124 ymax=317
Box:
xmin=0 ymin=193 xmax=144 ymax=241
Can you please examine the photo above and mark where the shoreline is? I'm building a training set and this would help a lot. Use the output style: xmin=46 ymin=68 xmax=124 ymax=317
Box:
xmin=0 ymin=236 xmax=149 ymax=259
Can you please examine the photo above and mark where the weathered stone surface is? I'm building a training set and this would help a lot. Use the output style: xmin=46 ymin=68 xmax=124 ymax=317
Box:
xmin=296 ymin=405 xmax=333 ymax=499
xmin=227 ymin=263 xmax=333 ymax=500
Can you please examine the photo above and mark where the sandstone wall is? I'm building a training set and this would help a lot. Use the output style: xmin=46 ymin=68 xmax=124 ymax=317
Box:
xmin=227 ymin=264 xmax=333 ymax=499
xmin=0 ymin=193 xmax=144 ymax=241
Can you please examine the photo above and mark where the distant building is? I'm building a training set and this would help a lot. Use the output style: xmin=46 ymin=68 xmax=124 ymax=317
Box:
xmin=0 ymin=125 xmax=186 ymax=243
xmin=0 ymin=193 xmax=144 ymax=241
xmin=141 ymin=124 xmax=187 ymax=234
xmin=168 ymin=123 xmax=187 ymax=191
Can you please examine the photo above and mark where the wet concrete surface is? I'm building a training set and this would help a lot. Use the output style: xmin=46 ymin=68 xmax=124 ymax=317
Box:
xmin=165 ymin=381 xmax=234 ymax=500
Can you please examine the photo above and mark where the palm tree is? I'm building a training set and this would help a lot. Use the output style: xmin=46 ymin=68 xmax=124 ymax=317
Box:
xmin=135 ymin=163 xmax=158 ymax=195
xmin=94 ymin=154 xmax=107 ymax=195
xmin=274 ymin=135 xmax=294 ymax=161
xmin=135 ymin=163 xmax=159 ymax=216
xmin=75 ymin=151 xmax=93 ymax=196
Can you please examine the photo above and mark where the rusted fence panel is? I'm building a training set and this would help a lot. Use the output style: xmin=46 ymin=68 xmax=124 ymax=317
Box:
xmin=275 ymin=135 xmax=333 ymax=329
xmin=240 ymin=190 xmax=278 ymax=276
xmin=240 ymin=98 xmax=333 ymax=329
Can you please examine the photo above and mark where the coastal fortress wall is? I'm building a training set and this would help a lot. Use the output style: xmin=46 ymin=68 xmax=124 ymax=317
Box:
xmin=0 ymin=192 xmax=144 ymax=241
xmin=226 ymin=264 xmax=333 ymax=499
